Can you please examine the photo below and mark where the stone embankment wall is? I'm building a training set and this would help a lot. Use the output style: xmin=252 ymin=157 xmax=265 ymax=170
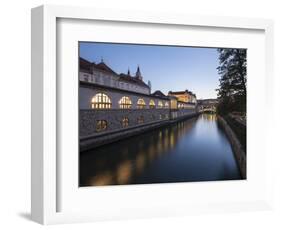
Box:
xmin=80 ymin=108 xmax=197 ymax=151
xmin=217 ymin=116 xmax=246 ymax=179
xmin=80 ymin=108 xmax=170 ymax=137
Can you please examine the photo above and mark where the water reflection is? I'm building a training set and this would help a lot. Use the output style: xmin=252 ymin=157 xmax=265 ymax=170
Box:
xmin=80 ymin=114 xmax=241 ymax=186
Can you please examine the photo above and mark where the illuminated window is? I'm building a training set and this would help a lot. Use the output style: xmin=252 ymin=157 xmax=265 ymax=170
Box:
xmin=178 ymin=103 xmax=184 ymax=109
xmin=149 ymin=100 xmax=155 ymax=109
xmin=158 ymin=101 xmax=163 ymax=108
xmin=119 ymin=96 xmax=132 ymax=109
xmin=137 ymin=98 xmax=146 ymax=109
xmin=122 ymin=117 xmax=129 ymax=127
xmin=164 ymin=101 xmax=169 ymax=108
xmin=91 ymin=93 xmax=111 ymax=109
xmin=96 ymin=120 xmax=107 ymax=132
xmin=170 ymin=99 xmax=177 ymax=109
xmin=137 ymin=116 xmax=144 ymax=124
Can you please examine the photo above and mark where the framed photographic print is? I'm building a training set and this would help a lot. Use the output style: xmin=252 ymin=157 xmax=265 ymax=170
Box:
xmin=31 ymin=5 xmax=274 ymax=224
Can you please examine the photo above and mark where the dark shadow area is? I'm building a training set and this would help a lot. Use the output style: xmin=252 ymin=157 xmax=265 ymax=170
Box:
xmin=18 ymin=212 xmax=32 ymax=221
xmin=224 ymin=115 xmax=246 ymax=153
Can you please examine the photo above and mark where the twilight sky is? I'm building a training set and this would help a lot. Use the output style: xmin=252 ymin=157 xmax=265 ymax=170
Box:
xmin=79 ymin=42 xmax=220 ymax=99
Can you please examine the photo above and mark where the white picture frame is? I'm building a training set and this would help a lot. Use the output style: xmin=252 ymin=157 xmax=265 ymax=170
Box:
xmin=31 ymin=4 xmax=274 ymax=225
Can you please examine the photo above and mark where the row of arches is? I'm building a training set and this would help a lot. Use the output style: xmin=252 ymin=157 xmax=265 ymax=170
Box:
xmin=95 ymin=113 xmax=169 ymax=132
xmin=91 ymin=93 xmax=169 ymax=109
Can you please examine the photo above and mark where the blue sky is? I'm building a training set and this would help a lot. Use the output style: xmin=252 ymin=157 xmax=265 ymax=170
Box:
xmin=79 ymin=42 xmax=220 ymax=99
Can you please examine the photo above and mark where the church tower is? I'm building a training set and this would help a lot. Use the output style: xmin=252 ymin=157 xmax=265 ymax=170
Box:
xmin=135 ymin=66 xmax=143 ymax=81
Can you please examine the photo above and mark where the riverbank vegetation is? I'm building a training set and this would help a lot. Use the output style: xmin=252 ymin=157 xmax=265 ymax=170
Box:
xmin=216 ymin=48 xmax=247 ymax=117
xmin=216 ymin=48 xmax=247 ymax=153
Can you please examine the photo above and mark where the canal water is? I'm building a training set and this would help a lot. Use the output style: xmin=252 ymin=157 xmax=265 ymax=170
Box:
xmin=80 ymin=113 xmax=241 ymax=186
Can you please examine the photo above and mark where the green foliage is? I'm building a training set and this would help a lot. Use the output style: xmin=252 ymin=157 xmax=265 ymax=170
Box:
xmin=216 ymin=48 xmax=247 ymax=115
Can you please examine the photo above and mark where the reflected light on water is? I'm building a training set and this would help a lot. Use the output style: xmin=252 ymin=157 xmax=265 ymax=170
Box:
xmin=80 ymin=114 xmax=241 ymax=186
xmin=135 ymin=153 xmax=146 ymax=174
xmin=116 ymin=160 xmax=132 ymax=184
xmin=89 ymin=171 xmax=114 ymax=186
xmin=169 ymin=132 xmax=175 ymax=148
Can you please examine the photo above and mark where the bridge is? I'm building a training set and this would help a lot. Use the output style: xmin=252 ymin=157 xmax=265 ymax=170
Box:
xmin=197 ymin=99 xmax=218 ymax=113
xmin=199 ymin=106 xmax=216 ymax=113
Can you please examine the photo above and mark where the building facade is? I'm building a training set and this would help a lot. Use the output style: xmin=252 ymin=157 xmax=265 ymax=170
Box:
xmin=168 ymin=90 xmax=197 ymax=104
xmin=80 ymin=57 xmax=150 ymax=95
xmin=79 ymin=57 xmax=198 ymax=150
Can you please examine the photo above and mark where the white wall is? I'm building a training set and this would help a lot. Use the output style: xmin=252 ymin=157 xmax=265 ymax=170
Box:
xmin=79 ymin=86 xmax=169 ymax=109
xmin=0 ymin=0 xmax=280 ymax=229
xmin=80 ymin=70 xmax=150 ymax=94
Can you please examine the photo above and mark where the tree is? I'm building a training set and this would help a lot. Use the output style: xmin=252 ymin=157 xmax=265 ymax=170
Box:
xmin=216 ymin=48 xmax=247 ymax=114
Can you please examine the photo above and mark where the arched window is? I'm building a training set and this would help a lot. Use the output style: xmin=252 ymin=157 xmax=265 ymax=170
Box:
xmin=178 ymin=103 xmax=183 ymax=109
xmin=149 ymin=100 xmax=155 ymax=109
xmin=137 ymin=116 xmax=144 ymax=124
xmin=119 ymin=96 xmax=132 ymax=109
xmin=158 ymin=101 xmax=163 ymax=108
xmin=165 ymin=101 xmax=169 ymax=108
xmin=122 ymin=117 xmax=129 ymax=128
xmin=91 ymin=93 xmax=111 ymax=109
xmin=137 ymin=98 xmax=146 ymax=109
xmin=96 ymin=120 xmax=107 ymax=132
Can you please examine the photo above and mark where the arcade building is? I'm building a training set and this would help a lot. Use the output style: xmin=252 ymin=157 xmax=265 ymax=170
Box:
xmin=79 ymin=57 xmax=198 ymax=150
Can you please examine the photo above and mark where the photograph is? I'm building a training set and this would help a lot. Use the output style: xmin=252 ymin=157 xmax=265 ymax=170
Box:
xmin=78 ymin=42 xmax=247 ymax=187
xmin=26 ymin=2 xmax=277 ymax=226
